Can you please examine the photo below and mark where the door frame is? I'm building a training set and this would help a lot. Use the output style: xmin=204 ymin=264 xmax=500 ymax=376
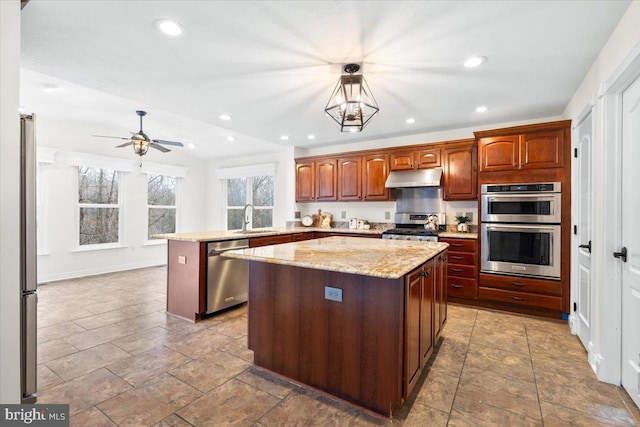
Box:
xmin=594 ymin=42 xmax=640 ymax=384
xmin=570 ymin=98 xmax=596 ymax=368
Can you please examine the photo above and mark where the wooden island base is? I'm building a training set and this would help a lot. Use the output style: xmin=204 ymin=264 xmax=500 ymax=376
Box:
xmin=248 ymin=261 xmax=405 ymax=416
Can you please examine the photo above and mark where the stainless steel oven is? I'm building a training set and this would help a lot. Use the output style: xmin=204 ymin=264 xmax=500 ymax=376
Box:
xmin=481 ymin=182 xmax=561 ymax=224
xmin=481 ymin=182 xmax=562 ymax=279
xmin=481 ymin=223 xmax=561 ymax=279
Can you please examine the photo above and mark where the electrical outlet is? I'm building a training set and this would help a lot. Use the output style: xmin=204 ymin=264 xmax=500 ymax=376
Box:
xmin=295 ymin=211 xmax=301 ymax=219
xmin=178 ymin=256 xmax=186 ymax=264
xmin=385 ymin=211 xmax=391 ymax=220
xmin=341 ymin=211 xmax=346 ymax=219
xmin=325 ymin=286 xmax=343 ymax=302
xmin=465 ymin=212 xmax=473 ymax=222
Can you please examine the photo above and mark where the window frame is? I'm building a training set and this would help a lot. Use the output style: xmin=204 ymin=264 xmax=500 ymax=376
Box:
xmin=75 ymin=165 xmax=124 ymax=251
xmin=224 ymin=175 xmax=274 ymax=230
xmin=146 ymin=173 xmax=180 ymax=243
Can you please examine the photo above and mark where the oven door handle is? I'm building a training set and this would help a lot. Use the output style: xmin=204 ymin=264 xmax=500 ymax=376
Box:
xmin=484 ymin=224 xmax=558 ymax=233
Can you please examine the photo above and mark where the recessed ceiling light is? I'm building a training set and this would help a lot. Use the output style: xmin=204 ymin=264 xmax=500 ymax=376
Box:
xmin=219 ymin=114 xmax=231 ymax=121
xmin=476 ymin=106 xmax=488 ymax=113
xmin=155 ymin=19 xmax=183 ymax=36
xmin=280 ymin=135 xmax=289 ymax=141
xmin=187 ymin=142 xmax=196 ymax=149
xmin=464 ymin=56 xmax=488 ymax=68
xmin=226 ymin=136 xmax=235 ymax=142
xmin=406 ymin=118 xmax=416 ymax=124
xmin=307 ymin=134 xmax=315 ymax=140
xmin=39 ymin=83 xmax=59 ymax=93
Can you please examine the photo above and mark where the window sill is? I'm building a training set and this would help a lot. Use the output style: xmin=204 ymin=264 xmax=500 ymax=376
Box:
xmin=72 ymin=243 xmax=128 ymax=253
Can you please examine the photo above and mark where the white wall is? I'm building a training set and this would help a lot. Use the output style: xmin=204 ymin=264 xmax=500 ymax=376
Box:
xmin=0 ymin=0 xmax=21 ymax=404
xmin=563 ymin=1 xmax=640 ymax=383
xmin=36 ymin=117 xmax=208 ymax=282
xmin=207 ymin=148 xmax=296 ymax=230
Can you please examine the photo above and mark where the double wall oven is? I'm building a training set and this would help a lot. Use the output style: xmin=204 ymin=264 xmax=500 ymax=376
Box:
xmin=481 ymin=182 xmax=561 ymax=279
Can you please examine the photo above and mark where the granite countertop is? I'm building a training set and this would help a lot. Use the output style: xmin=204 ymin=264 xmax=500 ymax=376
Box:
xmin=222 ymin=236 xmax=449 ymax=279
xmin=438 ymin=232 xmax=478 ymax=239
xmin=151 ymin=227 xmax=383 ymax=242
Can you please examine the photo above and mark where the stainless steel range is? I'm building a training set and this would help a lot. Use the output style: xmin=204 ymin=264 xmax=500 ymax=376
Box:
xmin=382 ymin=212 xmax=446 ymax=242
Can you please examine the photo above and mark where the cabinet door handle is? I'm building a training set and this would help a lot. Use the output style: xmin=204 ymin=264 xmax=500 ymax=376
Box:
xmin=513 ymin=163 xmax=518 ymax=168
xmin=451 ymin=243 xmax=463 ymax=247
xmin=510 ymin=282 xmax=526 ymax=287
xmin=451 ymin=255 xmax=464 ymax=260
xmin=450 ymin=284 xmax=464 ymax=289
xmin=520 ymin=163 xmax=525 ymax=168
xmin=451 ymin=268 xmax=464 ymax=273
xmin=510 ymin=296 xmax=525 ymax=301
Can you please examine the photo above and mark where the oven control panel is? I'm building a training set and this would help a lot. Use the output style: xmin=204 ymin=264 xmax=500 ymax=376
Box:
xmin=482 ymin=182 xmax=560 ymax=193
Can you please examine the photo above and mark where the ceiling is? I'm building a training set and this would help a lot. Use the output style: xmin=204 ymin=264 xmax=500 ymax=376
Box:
xmin=20 ymin=1 xmax=631 ymax=160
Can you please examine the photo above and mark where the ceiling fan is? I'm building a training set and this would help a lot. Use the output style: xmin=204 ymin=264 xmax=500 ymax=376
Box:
xmin=92 ymin=110 xmax=184 ymax=158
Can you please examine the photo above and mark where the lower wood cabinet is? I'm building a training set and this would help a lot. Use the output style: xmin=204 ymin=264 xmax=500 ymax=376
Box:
xmin=440 ymin=238 xmax=478 ymax=300
xmin=249 ymin=234 xmax=294 ymax=247
xmin=404 ymin=250 xmax=447 ymax=397
xmin=478 ymin=273 xmax=562 ymax=311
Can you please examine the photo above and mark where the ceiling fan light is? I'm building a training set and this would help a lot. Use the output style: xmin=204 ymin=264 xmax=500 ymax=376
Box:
xmin=325 ymin=64 xmax=379 ymax=133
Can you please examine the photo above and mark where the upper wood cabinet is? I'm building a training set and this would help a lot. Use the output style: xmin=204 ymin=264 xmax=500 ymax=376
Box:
xmin=337 ymin=157 xmax=362 ymax=201
xmin=442 ymin=144 xmax=477 ymax=200
xmin=478 ymin=128 xmax=564 ymax=172
xmin=390 ymin=148 xmax=441 ymax=171
xmin=295 ymin=161 xmax=315 ymax=202
xmin=363 ymin=153 xmax=390 ymax=201
xmin=315 ymin=159 xmax=338 ymax=201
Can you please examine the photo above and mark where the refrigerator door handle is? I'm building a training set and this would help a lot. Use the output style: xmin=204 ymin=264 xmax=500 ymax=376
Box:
xmin=21 ymin=292 xmax=37 ymax=403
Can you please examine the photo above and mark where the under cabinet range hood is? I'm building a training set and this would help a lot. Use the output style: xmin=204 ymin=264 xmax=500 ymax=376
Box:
xmin=384 ymin=168 xmax=443 ymax=188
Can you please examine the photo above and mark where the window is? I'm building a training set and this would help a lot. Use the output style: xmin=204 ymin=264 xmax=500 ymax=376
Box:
xmin=78 ymin=166 xmax=120 ymax=245
xmin=147 ymin=174 xmax=177 ymax=237
xmin=225 ymin=175 xmax=274 ymax=230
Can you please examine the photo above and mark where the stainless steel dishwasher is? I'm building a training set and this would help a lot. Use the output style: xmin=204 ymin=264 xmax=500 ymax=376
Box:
xmin=206 ymin=239 xmax=249 ymax=314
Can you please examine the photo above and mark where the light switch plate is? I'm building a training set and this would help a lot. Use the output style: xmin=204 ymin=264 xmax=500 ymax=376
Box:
xmin=178 ymin=256 xmax=186 ymax=264
xmin=325 ymin=286 xmax=342 ymax=302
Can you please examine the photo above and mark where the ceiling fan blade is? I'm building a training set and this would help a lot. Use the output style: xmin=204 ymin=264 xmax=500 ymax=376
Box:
xmin=153 ymin=139 xmax=184 ymax=147
xmin=149 ymin=142 xmax=171 ymax=153
xmin=92 ymin=134 xmax=131 ymax=140
xmin=115 ymin=141 xmax=133 ymax=148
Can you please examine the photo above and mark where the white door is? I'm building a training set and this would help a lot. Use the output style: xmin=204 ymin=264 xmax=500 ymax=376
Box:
xmin=621 ymin=74 xmax=640 ymax=409
xmin=575 ymin=112 xmax=593 ymax=352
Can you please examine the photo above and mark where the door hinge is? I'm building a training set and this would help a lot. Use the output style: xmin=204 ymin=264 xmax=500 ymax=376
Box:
xmin=574 ymin=148 xmax=578 ymax=158
xmin=573 ymin=225 xmax=577 ymax=235
xmin=573 ymin=302 xmax=577 ymax=312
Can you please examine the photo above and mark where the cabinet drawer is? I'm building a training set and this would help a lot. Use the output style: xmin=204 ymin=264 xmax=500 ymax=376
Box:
xmin=447 ymin=252 xmax=475 ymax=265
xmin=440 ymin=239 xmax=476 ymax=253
xmin=447 ymin=277 xmax=477 ymax=299
xmin=292 ymin=232 xmax=314 ymax=242
xmin=448 ymin=264 xmax=475 ymax=278
xmin=478 ymin=287 xmax=562 ymax=310
xmin=249 ymin=234 xmax=294 ymax=247
xmin=479 ymin=273 xmax=561 ymax=296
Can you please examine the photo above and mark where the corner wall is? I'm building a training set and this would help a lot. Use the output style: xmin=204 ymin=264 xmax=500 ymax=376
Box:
xmin=0 ymin=0 xmax=22 ymax=404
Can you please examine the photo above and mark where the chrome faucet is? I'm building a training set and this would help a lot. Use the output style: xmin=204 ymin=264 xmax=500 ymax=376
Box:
xmin=241 ymin=204 xmax=254 ymax=232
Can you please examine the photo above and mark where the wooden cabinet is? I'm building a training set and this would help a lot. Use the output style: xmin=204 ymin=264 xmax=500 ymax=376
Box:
xmin=295 ymin=159 xmax=338 ymax=202
xmin=442 ymin=144 xmax=477 ymax=200
xmin=478 ymin=273 xmax=562 ymax=310
xmin=166 ymin=240 xmax=207 ymax=322
xmin=478 ymin=129 xmax=564 ymax=173
xmin=390 ymin=148 xmax=441 ymax=171
xmin=295 ymin=161 xmax=315 ymax=202
xmin=315 ymin=159 xmax=338 ymax=201
xmin=363 ymin=153 xmax=390 ymax=200
xmin=404 ymin=251 xmax=447 ymax=396
xmin=337 ymin=157 xmax=362 ymax=201
xmin=440 ymin=238 xmax=478 ymax=300
xmin=249 ymin=234 xmax=293 ymax=248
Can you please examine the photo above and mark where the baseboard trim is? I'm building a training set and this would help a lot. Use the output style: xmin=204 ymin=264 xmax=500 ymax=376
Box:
xmin=38 ymin=260 xmax=166 ymax=283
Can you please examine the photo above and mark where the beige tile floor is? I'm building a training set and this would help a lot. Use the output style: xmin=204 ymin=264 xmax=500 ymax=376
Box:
xmin=36 ymin=266 xmax=639 ymax=426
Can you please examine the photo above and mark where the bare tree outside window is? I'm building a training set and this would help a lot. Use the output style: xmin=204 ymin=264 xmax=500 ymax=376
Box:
xmin=148 ymin=174 xmax=177 ymax=237
xmin=225 ymin=175 xmax=273 ymax=230
xmin=78 ymin=166 xmax=120 ymax=245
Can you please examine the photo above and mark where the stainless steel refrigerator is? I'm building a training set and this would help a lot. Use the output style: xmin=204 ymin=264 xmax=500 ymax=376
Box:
xmin=20 ymin=114 xmax=37 ymax=404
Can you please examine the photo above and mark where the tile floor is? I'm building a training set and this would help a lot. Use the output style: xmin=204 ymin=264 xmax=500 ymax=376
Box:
xmin=36 ymin=266 xmax=639 ymax=426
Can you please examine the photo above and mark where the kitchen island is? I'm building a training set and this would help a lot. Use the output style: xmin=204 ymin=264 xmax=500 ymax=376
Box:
xmin=223 ymin=236 xmax=449 ymax=416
